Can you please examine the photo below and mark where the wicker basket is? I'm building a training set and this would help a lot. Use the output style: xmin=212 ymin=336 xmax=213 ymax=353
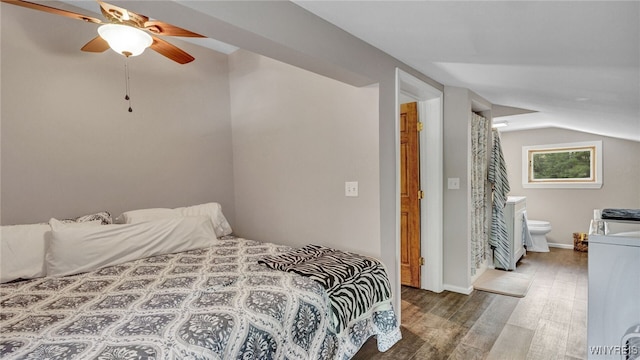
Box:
xmin=573 ymin=232 xmax=588 ymax=252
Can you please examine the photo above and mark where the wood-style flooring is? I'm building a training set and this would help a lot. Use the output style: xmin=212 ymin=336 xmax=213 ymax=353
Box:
xmin=354 ymin=248 xmax=588 ymax=360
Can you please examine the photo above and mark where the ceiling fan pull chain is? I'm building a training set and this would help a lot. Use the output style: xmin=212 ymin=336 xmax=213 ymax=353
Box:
xmin=124 ymin=59 xmax=133 ymax=112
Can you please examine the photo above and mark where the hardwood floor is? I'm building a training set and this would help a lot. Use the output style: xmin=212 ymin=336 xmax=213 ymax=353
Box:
xmin=354 ymin=248 xmax=588 ymax=360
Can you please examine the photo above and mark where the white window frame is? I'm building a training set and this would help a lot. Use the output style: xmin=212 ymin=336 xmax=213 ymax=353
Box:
xmin=522 ymin=140 xmax=602 ymax=189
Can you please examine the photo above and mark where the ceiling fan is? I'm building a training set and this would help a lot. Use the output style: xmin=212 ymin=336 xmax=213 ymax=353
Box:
xmin=2 ymin=0 xmax=204 ymax=64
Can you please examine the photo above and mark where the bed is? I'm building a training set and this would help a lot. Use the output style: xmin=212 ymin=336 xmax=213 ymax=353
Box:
xmin=0 ymin=204 xmax=401 ymax=359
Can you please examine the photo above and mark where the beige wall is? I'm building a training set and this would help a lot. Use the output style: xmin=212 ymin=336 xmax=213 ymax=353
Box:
xmin=1 ymin=4 xmax=236 ymax=225
xmin=500 ymin=128 xmax=640 ymax=246
xmin=228 ymin=50 xmax=380 ymax=256
xmin=1 ymin=4 xmax=382 ymax=256
xmin=2 ymin=0 xmax=499 ymax=310
xmin=115 ymin=0 xmax=446 ymax=310
xmin=443 ymin=87 xmax=493 ymax=292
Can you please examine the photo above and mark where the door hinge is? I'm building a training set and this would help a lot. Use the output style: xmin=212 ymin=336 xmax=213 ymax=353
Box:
xmin=418 ymin=190 xmax=424 ymax=199
xmin=417 ymin=122 xmax=424 ymax=131
xmin=420 ymin=257 xmax=425 ymax=266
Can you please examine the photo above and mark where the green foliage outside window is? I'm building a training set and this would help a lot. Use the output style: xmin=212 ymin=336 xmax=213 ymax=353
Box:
xmin=522 ymin=141 xmax=601 ymax=188
xmin=531 ymin=149 xmax=592 ymax=180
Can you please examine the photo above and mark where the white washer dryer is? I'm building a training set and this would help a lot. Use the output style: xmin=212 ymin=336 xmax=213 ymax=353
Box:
xmin=588 ymin=231 xmax=640 ymax=359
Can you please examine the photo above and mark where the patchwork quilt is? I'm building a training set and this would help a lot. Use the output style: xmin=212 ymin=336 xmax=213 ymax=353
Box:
xmin=0 ymin=238 xmax=400 ymax=359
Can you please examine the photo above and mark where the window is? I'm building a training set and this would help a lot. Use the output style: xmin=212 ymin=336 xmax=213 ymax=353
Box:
xmin=522 ymin=141 xmax=602 ymax=188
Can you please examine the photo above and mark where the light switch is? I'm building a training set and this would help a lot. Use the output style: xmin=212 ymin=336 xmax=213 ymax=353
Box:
xmin=447 ymin=178 xmax=460 ymax=190
xmin=345 ymin=181 xmax=358 ymax=197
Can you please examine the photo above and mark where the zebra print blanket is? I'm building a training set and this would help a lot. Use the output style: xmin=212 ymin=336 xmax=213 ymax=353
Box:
xmin=259 ymin=245 xmax=393 ymax=335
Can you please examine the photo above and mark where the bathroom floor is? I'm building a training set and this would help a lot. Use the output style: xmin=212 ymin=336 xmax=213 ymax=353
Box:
xmin=353 ymin=247 xmax=588 ymax=359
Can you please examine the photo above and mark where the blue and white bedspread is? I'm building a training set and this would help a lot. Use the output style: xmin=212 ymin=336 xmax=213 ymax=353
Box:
xmin=0 ymin=238 xmax=401 ymax=359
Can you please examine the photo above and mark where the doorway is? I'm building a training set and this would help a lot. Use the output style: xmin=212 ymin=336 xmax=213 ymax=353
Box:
xmin=395 ymin=69 xmax=443 ymax=299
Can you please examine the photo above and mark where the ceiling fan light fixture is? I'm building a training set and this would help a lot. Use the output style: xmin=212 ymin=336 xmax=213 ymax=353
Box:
xmin=98 ymin=24 xmax=152 ymax=57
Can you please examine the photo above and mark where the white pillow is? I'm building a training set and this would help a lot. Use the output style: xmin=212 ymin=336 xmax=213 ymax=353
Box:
xmin=116 ymin=202 xmax=233 ymax=237
xmin=46 ymin=216 xmax=217 ymax=277
xmin=175 ymin=203 xmax=233 ymax=236
xmin=1 ymin=223 xmax=51 ymax=283
xmin=0 ymin=220 xmax=102 ymax=283
xmin=113 ymin=208 xmax=175 ymax=224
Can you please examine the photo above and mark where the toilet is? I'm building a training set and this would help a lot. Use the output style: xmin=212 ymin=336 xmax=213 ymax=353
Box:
xmin=527 ymin=220 xmax=551 ymax=252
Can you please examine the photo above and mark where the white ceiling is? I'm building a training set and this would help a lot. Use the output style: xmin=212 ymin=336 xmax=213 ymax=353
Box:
xmin=31 ymin=1 xmax=640 ymax=142
xmin=293 ymin=1 xmax=639 ymax=142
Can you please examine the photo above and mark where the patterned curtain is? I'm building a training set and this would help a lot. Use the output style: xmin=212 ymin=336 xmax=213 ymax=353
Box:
xmin=488 ymin=129 xmax=511 ymax=270
xmin=470 ymin=113 xmax=489 ymax=276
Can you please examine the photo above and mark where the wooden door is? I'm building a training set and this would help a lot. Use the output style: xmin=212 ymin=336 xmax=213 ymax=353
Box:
xmin=400 ymin=102 xmax=421 ymax=287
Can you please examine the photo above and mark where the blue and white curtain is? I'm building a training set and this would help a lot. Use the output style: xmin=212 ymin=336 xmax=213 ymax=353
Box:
xmin=471 ymin=113 xmax=490 ymax=276
xmin=488 ymin=128 xmax=511 ymax=270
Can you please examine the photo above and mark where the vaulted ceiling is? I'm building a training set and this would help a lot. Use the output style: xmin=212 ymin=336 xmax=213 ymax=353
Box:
xmin=293 ymin=1 xmax=639 ymax=142
xmin=14 ymin=1 xmax=640 ymax=142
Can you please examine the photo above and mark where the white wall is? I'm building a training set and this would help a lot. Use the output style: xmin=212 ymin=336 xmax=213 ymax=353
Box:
xmin=228 ymin=50 xmax=380 ymax=255
xmin=500 ymin=128 xmax=640 ymax=245
xmin=1 ymin=4 xmax=236 ymax=225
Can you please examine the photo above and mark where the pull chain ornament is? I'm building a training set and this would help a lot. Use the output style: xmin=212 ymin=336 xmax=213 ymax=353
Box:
xmin=124 ymin=59 xmax=133 ymax=112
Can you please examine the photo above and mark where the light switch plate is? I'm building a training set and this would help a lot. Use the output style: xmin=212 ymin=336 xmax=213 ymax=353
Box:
xmin=345 ymin=181 xmax=358 ymax=197
xmin=447 ymin=178 xmax=460 ymax=190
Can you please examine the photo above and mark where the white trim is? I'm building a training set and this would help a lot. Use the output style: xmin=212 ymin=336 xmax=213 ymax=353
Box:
xmin=394 ymin=73 xmax=402 ymax=318
xmin=548 ymin=243 xmax=574 ymax=249
xmin=396 ymin=69 xmax=445 ymax=300
xmin=522 ymin=140 xmax=603 ymax=189
xmin=443 ymin=284 xmax=474 ymax=295
xmin=419 ymin=98 xmax=444 ymax=293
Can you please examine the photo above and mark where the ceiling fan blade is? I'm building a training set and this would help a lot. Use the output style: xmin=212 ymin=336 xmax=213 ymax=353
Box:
xmin=81 ymin=36 xmax=110 ymax=53
xmin=144 ymin=20 xmax=204 ymax=38
xmin=1 ymin=0 xmax=103 ymax=24
xmin=150 ymin=36 xmax=195 ymax=64
xmin=98 ymin=0 xmax=147 ymax=28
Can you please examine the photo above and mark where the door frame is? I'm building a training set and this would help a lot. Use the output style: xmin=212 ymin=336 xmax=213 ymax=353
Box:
xmin=395 ymin=69 xmax=444 ymax=294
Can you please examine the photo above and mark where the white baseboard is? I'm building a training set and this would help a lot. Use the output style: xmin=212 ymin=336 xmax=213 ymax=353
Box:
xmin=443 ymin=284 xmax=474 ymax=295
xmin=548 ymin=242 xmax=574 ymax=249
